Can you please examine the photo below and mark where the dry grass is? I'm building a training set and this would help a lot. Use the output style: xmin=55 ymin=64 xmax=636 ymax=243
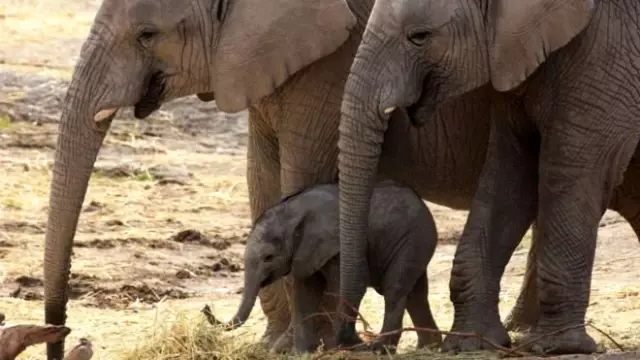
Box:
xmin=120 ymin=312 xmax=499 ymax=360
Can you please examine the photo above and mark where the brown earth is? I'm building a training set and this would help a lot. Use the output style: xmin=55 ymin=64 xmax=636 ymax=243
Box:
xmin=2 ymin=0 xmax=640 ymax=359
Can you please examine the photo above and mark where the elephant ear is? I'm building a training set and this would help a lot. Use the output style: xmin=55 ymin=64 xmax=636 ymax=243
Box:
xmin=489 ymin=0 xmax=595 ymax=92
xmin=290 ymin=212 xmax=340 ymax=280
xmin=213 ymin=0 xmax=356 ymax=113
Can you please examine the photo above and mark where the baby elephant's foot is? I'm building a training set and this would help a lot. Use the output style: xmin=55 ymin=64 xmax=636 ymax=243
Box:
xmin=417 ymin=331 xmax=443 ymax=350
xmin=523 ymin=327 xmax=597 ymax=355
xmin=335 ymin=323 xmax=365 ymax=350
xmin=369 ymin=340 xmax=397 ymax=355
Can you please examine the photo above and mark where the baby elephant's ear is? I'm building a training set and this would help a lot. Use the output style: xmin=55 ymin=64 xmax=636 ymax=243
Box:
xmin=290 ymin=213 xmax=339 ymax=279
xmin=489 ymin=0 xmax=595 ymax=92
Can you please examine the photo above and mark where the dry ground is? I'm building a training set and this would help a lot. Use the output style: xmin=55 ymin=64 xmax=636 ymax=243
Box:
xmin=1 ymin=1 xmax=640 ymax=359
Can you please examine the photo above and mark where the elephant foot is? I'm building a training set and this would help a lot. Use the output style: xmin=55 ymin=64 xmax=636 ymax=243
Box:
xmin=503 ymin=305 xmax=538 ymax=332
xmin=416 ymin=331 xmax=443 ymax=350
xmin=291 ymin=341 xmax=320 ymax=355
xmin=369 ymin=340 xmax=397 ymax=355
xmin=523 ymin=326 xmax=596 ymax=355
xmin=269 ymin=331 xmax=293 ymax=354
xmin=442 ymin=320 xmax=510 ymax=353
xmin=260 ymin=320 xmax=291 ymax=348
xmin=335 ymin=322 xmax=365 ymax=350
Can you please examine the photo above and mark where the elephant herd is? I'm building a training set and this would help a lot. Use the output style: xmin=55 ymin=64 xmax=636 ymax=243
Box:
xmin=39 ymin=0 xmax=640 ymax=358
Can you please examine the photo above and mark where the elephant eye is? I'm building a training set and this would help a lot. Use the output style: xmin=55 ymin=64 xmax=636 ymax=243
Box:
xmin=407 ymin=30 xmax=431 ymax=47
xmin=264 ymin=254 xmax=274 ymax=262
xmin=137 ymin=27 xmax=159 ymax=47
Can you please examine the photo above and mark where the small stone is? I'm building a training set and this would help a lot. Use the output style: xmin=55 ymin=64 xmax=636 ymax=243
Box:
xmin=176 ymin=269 xmax=194 ymax=279
xmin=105 ymin=219 xmax=124 ymax=226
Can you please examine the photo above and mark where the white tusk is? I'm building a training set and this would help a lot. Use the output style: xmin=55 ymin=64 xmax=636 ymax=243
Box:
xmin=383 ymin=107 xmax=396 ymax=114
xmin=94 ymin=108 xmax=119 ymax=122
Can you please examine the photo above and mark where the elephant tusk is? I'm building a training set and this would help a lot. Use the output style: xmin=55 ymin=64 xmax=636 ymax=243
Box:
xmin=383 ymin=107 xmax=396 ymax=114
xmin=94 ymin=108 xmax=119 ymax=122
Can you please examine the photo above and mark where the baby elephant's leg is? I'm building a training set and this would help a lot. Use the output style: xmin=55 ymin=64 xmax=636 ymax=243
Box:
xmin=318 ymin=257 xmax=342 ymax=351
xmin=291 ymin=273 xmax=325 ymax=354
xmin=406 ymin=272 xmax=441 ymax=348
xmin=371 ymin=294 xmax=407 ymax=355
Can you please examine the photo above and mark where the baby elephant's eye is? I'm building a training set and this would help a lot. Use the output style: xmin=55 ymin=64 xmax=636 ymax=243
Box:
xmin=263 ymin=254 xmax=274 ymax=262
xmin=407 ymin=30 xmax=431 ymax=47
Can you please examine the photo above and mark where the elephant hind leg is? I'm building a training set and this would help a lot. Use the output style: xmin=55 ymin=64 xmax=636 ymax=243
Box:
xmin=406 ymin=272 xmax=442 ymax=348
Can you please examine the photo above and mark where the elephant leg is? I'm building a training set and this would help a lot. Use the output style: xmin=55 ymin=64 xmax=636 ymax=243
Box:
xmin=522 ymin=124 xmax=639 ymax=355
xmin=406 ymin=272 xmax=441 ymax=349
xmin=609 ymin=156 xmax=640 ymax=238
xmin=443 ymin=101 xmax=539 ymax=352
xmin=503 ymin=222 xmax=540 ymax=332
xmin=317 ymin=257 xmax=341 ymax=351
xmin=246 ymin=109 xmax=291 ymax=347
xmin=505 ymin=149 xmax=640 ymax=333
xmin=291 ymin=274 xmax=326 ymax=354
xmin=275 ymin=101 xmax=342 ymax=349
xmin=370 ymin=294 xmax=407 ymax=355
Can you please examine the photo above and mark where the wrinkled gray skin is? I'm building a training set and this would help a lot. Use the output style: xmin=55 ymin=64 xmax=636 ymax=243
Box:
xmin=205 ymin=182 xmax=441 ymax=354
xmin=44 ymin=0 xmax=640 ymax=357
xmin=337 ymin=0 xmax=640 ymax=355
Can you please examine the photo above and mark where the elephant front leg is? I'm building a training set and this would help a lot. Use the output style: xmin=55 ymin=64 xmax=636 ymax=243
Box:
xmin=443 ymin=103 xmax=539 ymax=352
xmin=522 ymin=127 xmax=639 ymax=355
xmin=291 ymin=274 xmax=326 ymax=354
xmin=246 ymin=110 xmax=291 ymax=348
xmin=277 ymin=111 xmax=342 ymax=349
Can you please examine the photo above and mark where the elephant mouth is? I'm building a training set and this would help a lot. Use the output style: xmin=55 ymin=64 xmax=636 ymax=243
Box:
xmin=406 ymin=72 xmax=439 ymax=128
xmin=134 ymin=71 xmax=166 ymax=119
xmin=260 ymin=273 xmax=277 ymax=288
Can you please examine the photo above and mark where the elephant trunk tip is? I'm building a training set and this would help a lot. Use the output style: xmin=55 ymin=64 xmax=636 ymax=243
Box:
xmin=201 ymin=305 xmax=242 ymax=331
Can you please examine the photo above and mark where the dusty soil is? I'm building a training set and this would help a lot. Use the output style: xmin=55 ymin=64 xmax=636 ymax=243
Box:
xmin=2 ymin=0 xmax=640 ymax=359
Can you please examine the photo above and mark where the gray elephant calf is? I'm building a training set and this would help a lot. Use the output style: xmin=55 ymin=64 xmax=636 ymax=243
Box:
xmin=203 ymin=181 xmax=441 ymax=354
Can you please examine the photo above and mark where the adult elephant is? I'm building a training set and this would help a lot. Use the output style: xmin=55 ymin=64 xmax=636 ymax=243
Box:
xmin=336 ymin=0 xmax=640 ymax=355
xmin=43 ymin=0 xmax=639 ymax=358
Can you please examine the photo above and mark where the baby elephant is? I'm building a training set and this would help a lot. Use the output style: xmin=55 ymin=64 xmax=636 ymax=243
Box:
xmin=203 ymin=181 xmax=441 ymax=354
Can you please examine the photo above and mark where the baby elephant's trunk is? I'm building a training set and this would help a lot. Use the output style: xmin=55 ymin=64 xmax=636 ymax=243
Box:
xmin=201 ymin=305 xmax=244 ymax=331
xmin=202 ymin=281 xmax=261 ymax=331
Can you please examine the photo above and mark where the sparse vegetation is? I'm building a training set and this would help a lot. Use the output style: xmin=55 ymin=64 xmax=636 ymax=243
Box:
xmin=0 ymin=115 xmax=12 ymax=129
xmin=1 ymin=198 xmax=24 ymax=210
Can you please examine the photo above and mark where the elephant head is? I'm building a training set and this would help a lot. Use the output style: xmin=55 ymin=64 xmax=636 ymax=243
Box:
xmin=336 ymin=0 xmax=595 ymax=342
xmin=44 ymin=0 xmax=355 ymax=358
xmin=201 ymin=192 xmax=339 ymax=331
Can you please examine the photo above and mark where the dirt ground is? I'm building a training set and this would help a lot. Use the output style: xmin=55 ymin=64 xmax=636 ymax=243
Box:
xmin=1 ymin=1 xmax=640 ymax=359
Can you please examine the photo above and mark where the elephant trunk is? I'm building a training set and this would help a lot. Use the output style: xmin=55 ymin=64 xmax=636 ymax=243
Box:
xmin=45 ymin=37 xmax=113 ymax=360
xmin=337 ymin=46 xmax=391 ymax=329
xmin=203 ymin=273 xmax=261 ymax=331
